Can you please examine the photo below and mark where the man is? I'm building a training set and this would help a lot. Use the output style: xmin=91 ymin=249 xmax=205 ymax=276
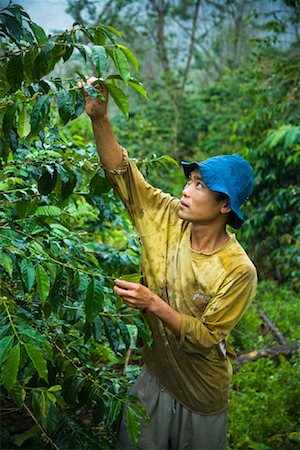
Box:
xmin=80 ymin=78 xmax=257 ymax=450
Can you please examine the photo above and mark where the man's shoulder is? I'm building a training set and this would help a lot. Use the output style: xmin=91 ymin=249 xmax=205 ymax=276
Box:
xmin=221 ymin=234 xmax=257 ymax=278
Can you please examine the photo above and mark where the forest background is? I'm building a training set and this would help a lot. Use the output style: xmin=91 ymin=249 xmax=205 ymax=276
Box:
xmin=0 ymin=0 xmax=299 ymax=449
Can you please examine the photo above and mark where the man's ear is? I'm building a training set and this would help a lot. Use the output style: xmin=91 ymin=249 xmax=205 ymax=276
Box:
xmin=220 ymin=200 xmax=231 ymax=214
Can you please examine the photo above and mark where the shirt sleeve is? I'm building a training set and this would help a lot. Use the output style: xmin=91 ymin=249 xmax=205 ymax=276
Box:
xmin=179 ymin=264 xmax=257 ymax=356
xmin=104 ymin=147 xmax=179 ymax=235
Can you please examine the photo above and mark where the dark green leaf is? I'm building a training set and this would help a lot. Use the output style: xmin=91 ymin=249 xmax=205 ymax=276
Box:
xmin=29 ymin=21 xmax=48 ymax=45
xmin=20 ymin=259 xmax=35 ymax=292
xmin=6 ymin=54 xmax=24 ymax=90
xmin=118 ymin=321 xmax=131 ymax=349
xmin=61 ymin=171 xmax=77 ymax=200
xmin=85 ymin=84 xmax=99 ymax=100
xmin=84 ymin=279 xmax=104 ymax=322
xmin=0 ymin=335 xmax=14 ymax=364
xmin=102 ymin=316 xmax=120 ymax=353
xmin=89 ymin=171 xmax=112 ymax=196
xmin=37 ymin=166 xmax=57 ymax=195
xmin=23 ymin=48 xmax=38 ymax=82
xmin=132 ymin=316 xmax=153 ymax=348
xmin=30 ymin=94 xmax=50 ymax=135
xmin=1 ymin=12 xmax=22 ymax=41
xmin=3 ymin=103 xmax=17 ymax=138
xmin=57 ymin=89 xmax=74 ymax=124
xmin=33 ymin=43 xmax=53 ymax=79
xmin=2 ymin=343 xmax=20 ymax=391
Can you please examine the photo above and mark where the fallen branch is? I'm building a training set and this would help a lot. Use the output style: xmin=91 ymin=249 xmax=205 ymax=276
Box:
xmin=259 ymin=309 xmax=287 ymax=345
xmin=236 ymin=343 xmax=299 ymax=367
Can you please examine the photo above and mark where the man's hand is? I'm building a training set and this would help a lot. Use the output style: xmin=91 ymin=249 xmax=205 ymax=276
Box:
xmin=114 ymin=279 xmax=159 ymax=311
xmin=77 ymin=77 xmax=109 ymax=121
xmin=114 ymin=279 xmax=182 ymax=336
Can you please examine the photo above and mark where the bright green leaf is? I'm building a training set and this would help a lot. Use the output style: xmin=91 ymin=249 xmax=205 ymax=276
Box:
xmin=25 ymin=343 xmax=48 ymax=382
xmin=118 ymin=45 xmax=139 ymax=72
xmin=91 ymin=45 xmax=107 ymax=77
xmin=104 ymin=82 xmax=129 ymax=117
xmin=126 ymin=406 xmax=141 ymax=446
xmin=0 ymin=252 xmax=13 ymax=278
xmin=34 ymin=205 xmax=62 ymax=216
xmin=103 ymin=25 xmax=122 ymax=38
xmin=17 ymin=104 xmax=31 ymax=137
xmin=113 ymin=48 xmax=130 ymax=85
xmin=2 ymin=343 xmax=20 ymax=391
xmin=35 ymin=264 xmax=50 ymax=303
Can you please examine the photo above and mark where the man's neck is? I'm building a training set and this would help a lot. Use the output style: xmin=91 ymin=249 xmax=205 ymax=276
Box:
xmin=190 ymin=223 xmax=230 ymax=254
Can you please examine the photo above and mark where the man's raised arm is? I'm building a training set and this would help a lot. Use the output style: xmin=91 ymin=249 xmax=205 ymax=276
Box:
xmin=78 ymin=77 xmax=123 ymax=170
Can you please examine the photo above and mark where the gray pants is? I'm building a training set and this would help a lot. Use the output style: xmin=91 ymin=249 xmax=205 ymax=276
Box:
xmin=117 ymin=366 xmax=227 ymax=450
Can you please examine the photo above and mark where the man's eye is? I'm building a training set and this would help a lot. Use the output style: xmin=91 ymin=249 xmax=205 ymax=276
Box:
xmin=196 ymin=182 xmax=203 ymax=189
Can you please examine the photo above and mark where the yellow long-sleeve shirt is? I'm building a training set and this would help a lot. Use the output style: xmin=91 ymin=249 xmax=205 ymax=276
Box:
xmin=105 ymin=148 xmax=257 ymax=415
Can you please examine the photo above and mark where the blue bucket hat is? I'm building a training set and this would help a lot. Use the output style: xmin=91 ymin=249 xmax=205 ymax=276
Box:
xmin=181 ymin=154 xmax=254 ymax=229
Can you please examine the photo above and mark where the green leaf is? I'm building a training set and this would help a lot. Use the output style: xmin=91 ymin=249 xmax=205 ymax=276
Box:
xmin=126 ymin=406 xmax=141 ymax=446
xmin=2 ymin=343 xmax=20 ymax=391
xmin=118 ymin=45 xmax=139 ymax=72
xmin=119 ymin=273 xmax=143 ymax=282
xmin=23 ymin=48 xmax=39 ymax=82
xmin=37 ymin=167 xmax=57 ymax=195
xmin=93 ymin=28 xmax=106 ymax=45
xmin=34 ymin=205 xmax=62 ymax=217
xmin=105 ymin=397 xmax=122 ymax=426
xmin=6 ymin=54 xmax=24 ymax=90
xmin=25 ymin=343 xmax=48 ymax=382
xmin=91 ymin=45 xmax=107 ymax=77
xmin=17 ymin=104 xmax=31 ymax=138
xmin=29 ymin=21 xmax=48 ymax=45
xmin=102 ymin=316 xmax=120 ymax=353
xmin=35 ymin=264 xmax=50 ymax=303
xmin=0 ymin=335 xmax=14 ymax=364
xmin=61 ymin=172 xmax=77 ymax=200
xmin=89 ymin=171 xmax=112 ymax=196
xmin=0 ymin=252 xmax=13 ymax=278
xmin=113 ymin=48 xmax=130 ymax=85
xmin=128 ymin=78 xmax=149 ymax=100
xmin=14 ymin=198 xmax=39 ymax=218
xmin=118 ymin=321 xmax=131 ymax=349
xmin=132 ymin=316 xmax=153 ymax=348
xmin=20 ymin=259 xmax=35 ymax=292
xmin=30 ymin=94 xmax=50 ymax=135
xmin=84 ymin=279 xmax=104 ymax=322
xmin=103 ymin=25 xmax=122 ymax=38
xmin=48 ymin=384 xmax=62 ymax=392
xmin=3 ymin=103 xmax=17 ymax=138
xmin=85 ymin=84 xmax=99 ymax=100
xmin=57 ymin=89 xmax=74 ymax=124
xmin=104 ymin=82 xmax=129 ymax=117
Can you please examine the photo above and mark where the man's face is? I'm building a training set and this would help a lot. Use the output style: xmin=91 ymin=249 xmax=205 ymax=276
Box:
xmin=178 ymin=169 xmax=230 ymax=224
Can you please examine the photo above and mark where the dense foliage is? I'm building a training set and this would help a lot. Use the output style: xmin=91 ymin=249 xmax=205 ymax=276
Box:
xmin=0 ymin=1 xmax=299 ymax=449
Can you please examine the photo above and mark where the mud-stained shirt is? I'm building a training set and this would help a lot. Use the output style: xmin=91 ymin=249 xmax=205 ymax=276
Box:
xmin=105 ymin=148 xmax=257 ymax=415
